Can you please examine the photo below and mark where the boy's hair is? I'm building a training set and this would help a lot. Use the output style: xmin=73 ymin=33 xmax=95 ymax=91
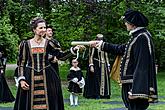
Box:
xmin=70 ymin=57 xmax=81 ymax=67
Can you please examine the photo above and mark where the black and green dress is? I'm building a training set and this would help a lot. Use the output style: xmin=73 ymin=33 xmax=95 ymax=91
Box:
xmin=14 ymin=39 xmax=76 ymax=110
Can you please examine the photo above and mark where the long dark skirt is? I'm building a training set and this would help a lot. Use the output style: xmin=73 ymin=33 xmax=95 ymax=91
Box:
xmin=68 ymin=82 xmax=82 ymax=94
xmin=83 ymin=69 xmax=100 ymax=99
xmin=14 ymin=66 xmax=64 ymax=110
xmin=83 ymin=66 xmax=110 ymax=99
xmin=0 ymin=73 xmax=15 ymax=103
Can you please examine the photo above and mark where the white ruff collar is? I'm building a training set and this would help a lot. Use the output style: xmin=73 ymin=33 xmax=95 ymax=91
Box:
xmin=129 ymin=27 xmax=145 ymax=36
xmin=70 ymin=67 xmax=81 ymax=71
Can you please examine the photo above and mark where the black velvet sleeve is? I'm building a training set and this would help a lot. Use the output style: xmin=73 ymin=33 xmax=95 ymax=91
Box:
xmin=48 ymin=40 xmax=76 ymax=61
xmin=67 ymin=70 xmax=75 ymax=81
xmin=17 ymin=41 xmax=28 ymax=81
xmin=101 ymin=42 xmax=125 ymax=55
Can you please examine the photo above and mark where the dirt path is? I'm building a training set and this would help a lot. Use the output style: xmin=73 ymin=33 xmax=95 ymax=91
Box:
xmin=6 ymin=64 xmax=17 ymax=70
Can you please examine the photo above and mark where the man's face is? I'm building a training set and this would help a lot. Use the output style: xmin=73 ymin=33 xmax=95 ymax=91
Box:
xmin=46 ymin=28 xmax=53 ymax=37
xmin=125 ymin=22 xmax=135 ymax=31
xmin=96 ymin=37 xmax=103 ymax=41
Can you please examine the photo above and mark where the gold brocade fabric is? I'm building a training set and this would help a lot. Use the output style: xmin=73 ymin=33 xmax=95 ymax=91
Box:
xmin=110 ymin=56 xmax=122 ymax=85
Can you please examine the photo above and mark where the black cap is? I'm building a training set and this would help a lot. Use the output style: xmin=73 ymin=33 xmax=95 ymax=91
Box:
xmin=121 ymin=9 xmax=149 ymax=27
xmin=46 ymin=24 xmax=55 ymax=31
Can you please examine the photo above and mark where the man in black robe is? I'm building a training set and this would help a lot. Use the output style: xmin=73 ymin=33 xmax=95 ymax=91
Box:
xmin=83 ymin=34 xmax=111 ymax=99
xmin=90 ymin=9 xmax=158 ymax=110
xmin=45 ymin=25 xmax=60 ymax=75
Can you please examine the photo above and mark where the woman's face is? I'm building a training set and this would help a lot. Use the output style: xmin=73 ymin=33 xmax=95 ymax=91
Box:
xmin=125 ymin=22 xmax=135 ymax=31
xmin=33 ymin=22 xmax=46 ymax=37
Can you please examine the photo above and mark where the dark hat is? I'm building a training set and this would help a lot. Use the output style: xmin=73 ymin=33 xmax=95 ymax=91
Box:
xmin=96 ymin=34 xmax=103 ymax=38
xmin=46 ymin=24 xmax=53 ymax=29
xmin=46 ymin=24 xmax=55 ymax=31
xmin=121 ymin=9 xmax=149 ymax=27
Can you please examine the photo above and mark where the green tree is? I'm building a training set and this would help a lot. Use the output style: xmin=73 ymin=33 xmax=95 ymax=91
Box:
xmin=0 ymin=12 xmax=19 ymax=62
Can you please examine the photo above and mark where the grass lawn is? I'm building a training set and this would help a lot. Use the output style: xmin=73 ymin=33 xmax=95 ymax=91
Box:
xmin=0 ymin=65 xmax=165 ymax=110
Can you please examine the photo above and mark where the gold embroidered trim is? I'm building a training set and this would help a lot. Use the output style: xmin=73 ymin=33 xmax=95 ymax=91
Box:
xmin=49 ymin=41 xmax=61 ymax=50
xmin=19 ymin=41 xmax=26 ymax=76
xmin=33 ymin=105 xmax=47 ymax=109
xmin=34 ymin=90 xmax=45 ymax=95
xmin=59 ymin=52 xmax=72 ymax=61
xmin=34 ymin=98 xmax=46 ymax=102
xmin=28 ymin=40 xmax=35 ymax=110
xmin=43 ymin=40 xmax=49 ymax=110
xmin=143 ymin=33 xmax=152 ymax=55
xmin=89 ymin=48 xmax=95 ymax=65
xmin=34 ymin=83 xmax=44 ymax=87
xmin=100 ymin=51 xmax=105 ymax=96
xmin=123 ymin=37 xmax=138 ymax=76
xmin=31 ymin=47 xmax=45 ymax=53
xmin=34 ymin=75 xmax=44 ymax=80
xmin=121 ymin=79 xmax=133 ymax=83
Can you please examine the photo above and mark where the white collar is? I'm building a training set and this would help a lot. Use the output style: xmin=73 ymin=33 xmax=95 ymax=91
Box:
xmin=129 ymin=27 xmax=145 ymax=36
xmin=70 ymin=67 xmax=80 ymax=71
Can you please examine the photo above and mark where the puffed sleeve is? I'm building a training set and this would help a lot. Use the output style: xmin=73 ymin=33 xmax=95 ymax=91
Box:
xmin=17 ymin=41 xmax=28 ymax=82
xmin=67 ymin=70 xmax=75 ymax=81
xmin=48 ymin=40 xmax=77 ymax=61
xmin=131 ymin=35 xmax=152 ymax=96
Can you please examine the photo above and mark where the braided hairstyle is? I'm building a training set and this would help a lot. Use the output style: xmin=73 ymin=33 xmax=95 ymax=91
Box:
xmin=30 ymin=17 xmax=46 ymax=31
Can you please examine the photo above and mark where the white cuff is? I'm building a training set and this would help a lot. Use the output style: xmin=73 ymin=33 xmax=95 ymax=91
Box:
xmin=17 ymin=76 xmax=25 ymax=83
xmin=128 ymin=91 xmax=132 ymax=96
xmin=79 ymin=77 xmax=85 ymax=88
xmin=70 ymin=47 xmax=76 ymax=55
xmin=89 ymin=64 xmax=94 ymax=67
xmin=48 ymin=54 xmax=53 ymax=59
xmin=72 ymin=78 xmax=78 ymax=83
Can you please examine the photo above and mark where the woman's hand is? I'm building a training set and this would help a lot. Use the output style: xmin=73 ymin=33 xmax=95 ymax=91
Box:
xmin=20 ymin=80 xmax=29 ymax=90
xmin=73 ymin=45 xmax=86 ymax=51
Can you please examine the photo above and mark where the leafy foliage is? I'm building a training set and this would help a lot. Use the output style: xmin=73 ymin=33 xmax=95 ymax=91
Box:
xmin=0 ymin=12 xmax=19 ymax=62
xmin=0 ymin=0 xmax=165 ymax=69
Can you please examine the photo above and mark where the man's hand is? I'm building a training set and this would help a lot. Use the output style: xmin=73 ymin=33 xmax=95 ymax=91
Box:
xmin=20 ymin=80 xmax=29 ymax=90
xmin=90 ymin=66 xmax=94 ymax=72
xmin=51 ymin=56 xmax=58 ymax=63
xmin=89 ymin=41 xmax=99 ymax=48
xmin=89 ymin=41 xmax=103 ymax=49
xmin=128 ymin=95 xmax=137 ymax=100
